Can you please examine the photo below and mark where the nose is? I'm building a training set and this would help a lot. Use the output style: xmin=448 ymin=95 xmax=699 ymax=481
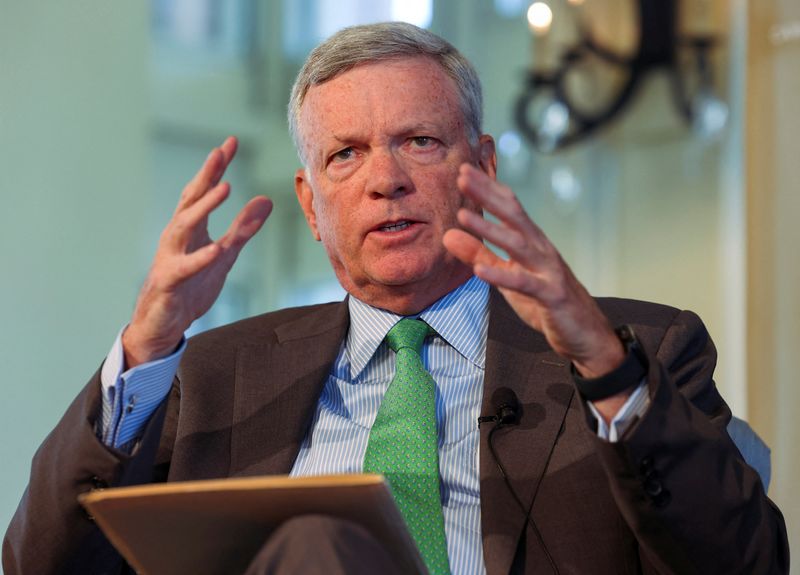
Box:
xmin=364 ymin=148 xmax=413 ymax=199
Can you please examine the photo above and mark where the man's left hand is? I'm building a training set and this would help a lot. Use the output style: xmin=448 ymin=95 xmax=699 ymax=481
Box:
xmin=443 ymin=164 xmax=631 ymax=421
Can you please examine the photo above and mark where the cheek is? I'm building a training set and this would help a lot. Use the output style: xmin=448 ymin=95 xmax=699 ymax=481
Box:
xmin=433 ymin=179 xmax=473 ymax=224
xmin=313 ymin=196 xmax=353 ymax=251
xmin=312 ymin=196 xmax=335 ymax=240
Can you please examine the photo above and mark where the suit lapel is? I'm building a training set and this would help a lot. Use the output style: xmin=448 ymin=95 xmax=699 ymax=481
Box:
xmin=480 ymin=290 xmax=575 ymax=575
xmin=229 ymin=301 xmax=350 ymax=477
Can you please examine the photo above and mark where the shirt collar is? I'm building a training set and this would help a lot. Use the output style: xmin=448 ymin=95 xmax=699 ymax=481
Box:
xmin=346 ymin=276 xmax=490 ymax=380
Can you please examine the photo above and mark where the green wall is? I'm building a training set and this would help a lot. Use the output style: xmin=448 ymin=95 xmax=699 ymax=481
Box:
xmin=0 ymin=1 xmax=149 ymax=548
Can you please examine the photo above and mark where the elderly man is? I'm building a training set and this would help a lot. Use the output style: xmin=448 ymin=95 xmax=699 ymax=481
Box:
xmin=3 ymin=22 xmax=788 ymax=575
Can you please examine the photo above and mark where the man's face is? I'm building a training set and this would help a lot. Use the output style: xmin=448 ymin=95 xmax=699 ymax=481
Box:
xmin=295 ymin=56 xmax=496 ymax=314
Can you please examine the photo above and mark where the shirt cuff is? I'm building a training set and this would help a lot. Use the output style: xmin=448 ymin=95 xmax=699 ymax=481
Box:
xmin=99 ymin=326 xmax=185 ymax=449
xmin=588 ymin=379 xmax=650 ymax=442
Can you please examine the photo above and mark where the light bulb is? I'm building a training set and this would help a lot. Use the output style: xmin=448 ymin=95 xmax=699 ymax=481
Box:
xmin=498 ymin=131 xmax=523 ymax=158
xmin=527 ymin=2 xmax=553 ymax=35
xmin=537 ymin=99 xmax=569 ymax=143
xmin=693 ymin=93 xmax=729 ymax=139
xmin=551 ymin=165 xmax=582 ymax=204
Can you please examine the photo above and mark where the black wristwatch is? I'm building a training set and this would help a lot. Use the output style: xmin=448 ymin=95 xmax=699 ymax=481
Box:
xmin=571 ymin=325 xmax=649 ymax=401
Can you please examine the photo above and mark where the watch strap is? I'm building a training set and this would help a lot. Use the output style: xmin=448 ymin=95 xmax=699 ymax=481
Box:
xmin=571 ymin=325 xmax=649 ymax=401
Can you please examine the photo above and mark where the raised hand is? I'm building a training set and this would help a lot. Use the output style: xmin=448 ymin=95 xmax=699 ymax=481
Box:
xmin=122 ymin=137 xmax=273 ymax=368
xmin=443 ymin=164 xmax=628 ymax=415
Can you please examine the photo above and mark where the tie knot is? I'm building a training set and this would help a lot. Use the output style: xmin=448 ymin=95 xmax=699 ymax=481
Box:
xmin=386 ymin=318 xmax=432 ymax=354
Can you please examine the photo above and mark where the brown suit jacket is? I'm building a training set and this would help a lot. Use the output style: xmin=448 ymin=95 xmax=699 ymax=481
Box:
xmin=2 ymin=291 xmax=789 ymax=574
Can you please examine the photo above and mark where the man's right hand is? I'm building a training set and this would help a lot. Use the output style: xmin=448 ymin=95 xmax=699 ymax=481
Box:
xmin=122 ymin=136 xmax=273 ymax=368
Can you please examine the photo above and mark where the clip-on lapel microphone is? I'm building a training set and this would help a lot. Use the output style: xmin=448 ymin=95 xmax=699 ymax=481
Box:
xmin=479 ymin=387 xmax=559 ymax=575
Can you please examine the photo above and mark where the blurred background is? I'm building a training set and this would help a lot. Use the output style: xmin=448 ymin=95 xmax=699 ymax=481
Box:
xmin=1 ymin=0 xmax=797 ymax=568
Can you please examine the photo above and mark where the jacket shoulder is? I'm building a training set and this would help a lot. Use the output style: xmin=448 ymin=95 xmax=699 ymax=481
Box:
xmin=595 ymin=296 xmax=682 ymax=326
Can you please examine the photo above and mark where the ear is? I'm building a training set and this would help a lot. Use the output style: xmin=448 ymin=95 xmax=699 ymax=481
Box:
xmin=294 ymin=168 xmax=321 ymax=241
xmin=477 ymin=134 xmax=497 ymax=181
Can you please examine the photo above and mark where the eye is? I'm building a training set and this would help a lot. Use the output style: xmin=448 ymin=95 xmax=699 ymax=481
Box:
xmin=330 ymin=147 xmax=355 ymax=162
xmin=410 ymin=136 xmax=435 ymax=148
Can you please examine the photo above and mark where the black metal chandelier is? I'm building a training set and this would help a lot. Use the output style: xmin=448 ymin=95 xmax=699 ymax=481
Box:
xmin=514 ymin=0 xmax=728 ymax=152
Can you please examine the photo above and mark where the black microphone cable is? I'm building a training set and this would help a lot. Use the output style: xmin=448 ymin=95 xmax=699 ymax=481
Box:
xmin=484 ymin=388 xmax=560 ymax=575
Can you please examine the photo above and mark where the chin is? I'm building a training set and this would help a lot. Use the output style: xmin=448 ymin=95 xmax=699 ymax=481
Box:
xmin=375 ymin=258 xmax=472 ymax=294
xmin=368 ymin=258 xmax=440 ymax=287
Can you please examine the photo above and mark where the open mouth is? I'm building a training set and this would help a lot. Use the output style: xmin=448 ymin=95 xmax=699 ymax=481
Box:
xmin=378 ymin=220 xmax=413 ymax=232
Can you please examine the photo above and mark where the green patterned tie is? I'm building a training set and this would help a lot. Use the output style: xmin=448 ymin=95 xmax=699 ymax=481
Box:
xmin=364 ymin=319 xmax=451 ymax=575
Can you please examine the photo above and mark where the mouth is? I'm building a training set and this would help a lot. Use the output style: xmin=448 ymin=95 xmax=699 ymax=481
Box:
xmin=378 ymin=220 xmax=413 ymax=232
xmin=372 ymin=219 xmax=418 ymax=233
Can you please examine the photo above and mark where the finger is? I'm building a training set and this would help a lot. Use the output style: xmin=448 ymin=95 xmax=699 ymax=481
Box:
xmin=444 ymin=228 xmax=549 ymax=298
xmin=217 ymin=196 xmax=273 ymax=255
xmin=208 ymin=136 xmax=239 ymax=188
xmin=457 ymin=209 xmax=548 ymax=269
xmin=177 ymin=137 xmax=239 ymax=211
xmin=174 ymin=197 xmax=271 ymax=282
xmin=160 ymin=195 xmax=269 ymax=284
xmin=167 ymin=182 xmax=231 ymax=250
xmin=458 ymin=164 xmax=545 ymax=241
xmin=442 ymin=228 xmax=504 ymax=268
xmin=473 ymin=262 xmax=548 ymax=298
xmin=174 ymin=242 xmax=222 ymax=280
xmin=219 ymin=136 xmax=238 ymax=165
xmin=442 ymin=228 xmax=547 ymax=298
xmin=176 ymin=147 xmax=227 ymax=211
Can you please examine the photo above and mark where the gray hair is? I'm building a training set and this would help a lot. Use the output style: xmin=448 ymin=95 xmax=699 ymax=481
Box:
xmin=288 ymin=21 xmax=483 ymax=162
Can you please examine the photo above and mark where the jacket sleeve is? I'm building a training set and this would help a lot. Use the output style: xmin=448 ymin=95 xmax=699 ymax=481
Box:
xmin=591 ymin=309 xmax=789 ymax=574
xmin=2 ymin=369 xmax=176 ymax=575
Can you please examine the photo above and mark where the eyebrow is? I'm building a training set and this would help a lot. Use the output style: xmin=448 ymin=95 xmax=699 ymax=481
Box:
xmin=326 ymin=122 xmax=444 ymax=144
xmin=395 ymin=122 xmax=442 ymax=135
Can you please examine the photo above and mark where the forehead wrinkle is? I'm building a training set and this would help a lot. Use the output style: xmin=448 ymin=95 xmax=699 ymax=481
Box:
xmin=298 ymin=57 xmax=466 ymax=167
